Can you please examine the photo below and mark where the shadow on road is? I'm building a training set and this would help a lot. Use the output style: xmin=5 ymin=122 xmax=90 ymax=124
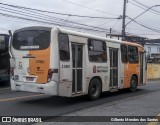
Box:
xmin=1 ymin=83 xmax=159 ymax=116
xmin=21 ymin=88 xmax=149 ymax=108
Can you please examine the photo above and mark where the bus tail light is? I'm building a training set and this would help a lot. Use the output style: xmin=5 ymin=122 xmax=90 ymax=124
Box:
xmin=10 ymin=67 xmax=14 ymax=79
xmin=48 ymin=69 xmax=58 ymax=82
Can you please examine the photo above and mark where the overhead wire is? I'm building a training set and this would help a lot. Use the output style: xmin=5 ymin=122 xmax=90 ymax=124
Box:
xmin=127 ymin=16 xmax=160 ymax=33
xmin=60 ymin=0 xmax=119 ymax=16
xmin=131 ymin=0 xmax=160 ymax=14
xmin=0 ymin=3 xmax=118 ymax=33
xmin=0 ymin=11 xmax=113 ymax=33
xmin=129 ymin=0 xmax=160 ymax=15
xmin=0 ymin=2 xmax=119 ymax=19
xmin=1 ymin=1 xmax=159 ymax=37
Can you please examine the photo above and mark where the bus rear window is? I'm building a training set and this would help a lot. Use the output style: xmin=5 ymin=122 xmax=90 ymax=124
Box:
xmin=13 ymin=30 xmax=51 ymax=50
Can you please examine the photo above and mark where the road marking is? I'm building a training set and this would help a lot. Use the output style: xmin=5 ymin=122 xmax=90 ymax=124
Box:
xmin=147 ymin=112 xmax=160 ymax=125
xmin=0 ymin=94 xmax=44 ymax=102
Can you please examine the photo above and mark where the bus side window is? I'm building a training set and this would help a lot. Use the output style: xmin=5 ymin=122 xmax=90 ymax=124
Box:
xmin=58 ymin=33 xmax=70 ymax=61
xmin=128 ymin=45 xmax=138 ymax=63
xmin=88 ymin=39 xmax=107 ymax=62
xmin=121 ymin=44 xmax=128 ymax=63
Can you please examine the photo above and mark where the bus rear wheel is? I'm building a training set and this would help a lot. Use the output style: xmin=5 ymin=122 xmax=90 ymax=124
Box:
xmin=130 ymin=76 xmax=137 ymax=92
xmin=88 ymin=78 xmax=102 ymax=100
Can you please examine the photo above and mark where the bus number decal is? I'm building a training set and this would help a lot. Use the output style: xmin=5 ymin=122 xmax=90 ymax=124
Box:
xmin=36 ymin=60 xmax=44 ymax=63
xmin=62 ymin=65 xmax=70 ymax=68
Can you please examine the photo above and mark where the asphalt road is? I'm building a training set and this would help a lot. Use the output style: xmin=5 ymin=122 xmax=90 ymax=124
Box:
xmin=0 ymin=81 xmax=160 ymax=118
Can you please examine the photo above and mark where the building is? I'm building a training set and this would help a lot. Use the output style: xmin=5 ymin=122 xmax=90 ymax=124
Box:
xmin=144 ymin=39 xmax=160 ymax=63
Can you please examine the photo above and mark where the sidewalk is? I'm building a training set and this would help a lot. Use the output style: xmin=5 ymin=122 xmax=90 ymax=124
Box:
xmin=36 ymin=89 xmax=160 ymax=125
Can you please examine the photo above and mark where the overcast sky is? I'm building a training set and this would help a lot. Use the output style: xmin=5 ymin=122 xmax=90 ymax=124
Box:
xmin=0 ymin=0 xmax=160 ymax=39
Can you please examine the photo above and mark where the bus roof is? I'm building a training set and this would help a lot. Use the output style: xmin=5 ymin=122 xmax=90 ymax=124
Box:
xmin=57 ymin=27 xmax=143 ymax=48
xmin=14 ymin=26 xmax=143 ymax=49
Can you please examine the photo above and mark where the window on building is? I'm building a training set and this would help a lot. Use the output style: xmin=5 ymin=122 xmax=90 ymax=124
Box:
xmin=58 ymin=33 xmax=70 ymax=61
xmin=121 ymin=44 xmax=127 ymax=63
xmin=128 ymin=45 xmax=138 ymax=63
xmin=147 ymin=47 xmax=151 ymax=53
xmin=157 ymin=47 xmax=160 ymax=53
xmin=88 ymin=39 xmax=107 ymax=62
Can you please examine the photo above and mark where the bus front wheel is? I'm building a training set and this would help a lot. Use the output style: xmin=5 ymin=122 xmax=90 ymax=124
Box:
xmin=88 ymin=78 xmax=102 ymax=100
xmin=130 ymin=76 xmax=137 ymax=92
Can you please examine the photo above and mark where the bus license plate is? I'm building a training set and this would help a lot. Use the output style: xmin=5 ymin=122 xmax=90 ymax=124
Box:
xmin=26 ymin=77 xmax=34 ymax=81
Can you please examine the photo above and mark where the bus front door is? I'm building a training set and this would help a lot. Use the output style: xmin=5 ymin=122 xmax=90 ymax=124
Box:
xmin=71 ymin=43 xmax=83 ymax=94
xmin=109 ymin=48 xmax=118 ymax=91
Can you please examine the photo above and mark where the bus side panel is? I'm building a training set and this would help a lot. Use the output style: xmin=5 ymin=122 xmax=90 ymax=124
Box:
xmin=86 ymin=45 xmax=110 ymax=93
xmin=119 ymin=55 xmax=125 ymax=89
xmin=50 ymin=29 xmax=59 ymax=83
xmin=58 ymin=39 xmax=72 ymax=97
xmin=123 ymin=63 xmax=139 ymax=88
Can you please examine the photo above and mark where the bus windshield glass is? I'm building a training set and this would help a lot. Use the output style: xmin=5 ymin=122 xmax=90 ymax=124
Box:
xmin=13 ymin=30 xmax=51 ymax=50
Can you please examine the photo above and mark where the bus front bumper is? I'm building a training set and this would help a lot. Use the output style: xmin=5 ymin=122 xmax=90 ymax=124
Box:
xmin=11 ymin=80 xmax=58 ymax=95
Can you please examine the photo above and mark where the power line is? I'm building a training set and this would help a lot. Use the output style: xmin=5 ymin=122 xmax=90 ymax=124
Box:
xmin=127 ymin=16 xmax=160 ymax=33
xmin=60 ymin=0 xmax=119 ymax=16
xmin=0 ymin=5 xmax=113 ymax=33
xmin=0 ymin=2 xmax=119 ymax=19
xmin=129 ymin=0 xmax=160 ymax=15
xmin=0 ymin=12 xmax=113 ymax=33
xmin=126 ymin=27 xmax=157 ymax=32
xmin=131 ymin=0 xmax=160 ymax=14
xmin=111 ymin=19 xmax=120 ymax=29
xmin=96 ymin=19 xmax=116 ymax=27
xmin=1 ymin=1 xmax=158 ymax=38
xmin=0 ymin=2 xmax=124 ymax=34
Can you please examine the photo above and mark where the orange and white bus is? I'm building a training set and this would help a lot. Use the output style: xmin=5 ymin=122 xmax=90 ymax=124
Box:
xmin=9 ymin=26 xmax=147 ymax=100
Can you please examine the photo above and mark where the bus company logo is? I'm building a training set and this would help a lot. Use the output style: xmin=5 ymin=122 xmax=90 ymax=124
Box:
xmin=27 ymin=68 xmax=31 ymax=73
xmin=37 ymin=67 xmax=44 ymax=71
xmin=93 ymin=65 xmax=96 ymax=73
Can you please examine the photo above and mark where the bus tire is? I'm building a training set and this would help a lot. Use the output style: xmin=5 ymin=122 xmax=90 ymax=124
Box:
xmin=130 ymin=76 xmax=137 ymax=92
xmin=88 ymin=78 xmax=102 ymax=100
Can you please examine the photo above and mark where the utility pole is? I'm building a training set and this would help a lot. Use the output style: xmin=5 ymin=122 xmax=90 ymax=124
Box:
xmin=110 ymin=28 xmax=112 ymax=38
xmin=122 ymin=0 xmax=127 ymax=41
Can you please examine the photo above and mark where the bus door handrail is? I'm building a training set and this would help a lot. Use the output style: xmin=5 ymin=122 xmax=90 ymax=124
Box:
xmin=8 ymin=30 xmax=14 ymax=58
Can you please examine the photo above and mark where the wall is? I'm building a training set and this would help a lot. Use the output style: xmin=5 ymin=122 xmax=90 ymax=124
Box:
xmin=147 ymin=63 xmax=160 ymax=80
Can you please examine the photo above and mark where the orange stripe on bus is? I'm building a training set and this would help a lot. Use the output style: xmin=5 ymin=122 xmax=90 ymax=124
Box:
xmin=29 ymin=47 xmax=50 ymax=84
xmin=123 ymin=47 xmax=141 ymax=88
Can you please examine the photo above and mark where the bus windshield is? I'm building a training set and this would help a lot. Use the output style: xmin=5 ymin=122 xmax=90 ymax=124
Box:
xmin=13 ymin=30 xmax=51 ymax=50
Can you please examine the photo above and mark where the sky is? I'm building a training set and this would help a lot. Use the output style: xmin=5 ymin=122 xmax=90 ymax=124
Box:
xmin=0 ymin=0 xmax=160 ymax=39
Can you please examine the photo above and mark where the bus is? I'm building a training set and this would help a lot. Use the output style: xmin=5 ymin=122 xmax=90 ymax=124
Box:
xmin=0 ymin=34 xmax=10 ymax=83
xmin=9 ymin=26 xmax=147 ymax=100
